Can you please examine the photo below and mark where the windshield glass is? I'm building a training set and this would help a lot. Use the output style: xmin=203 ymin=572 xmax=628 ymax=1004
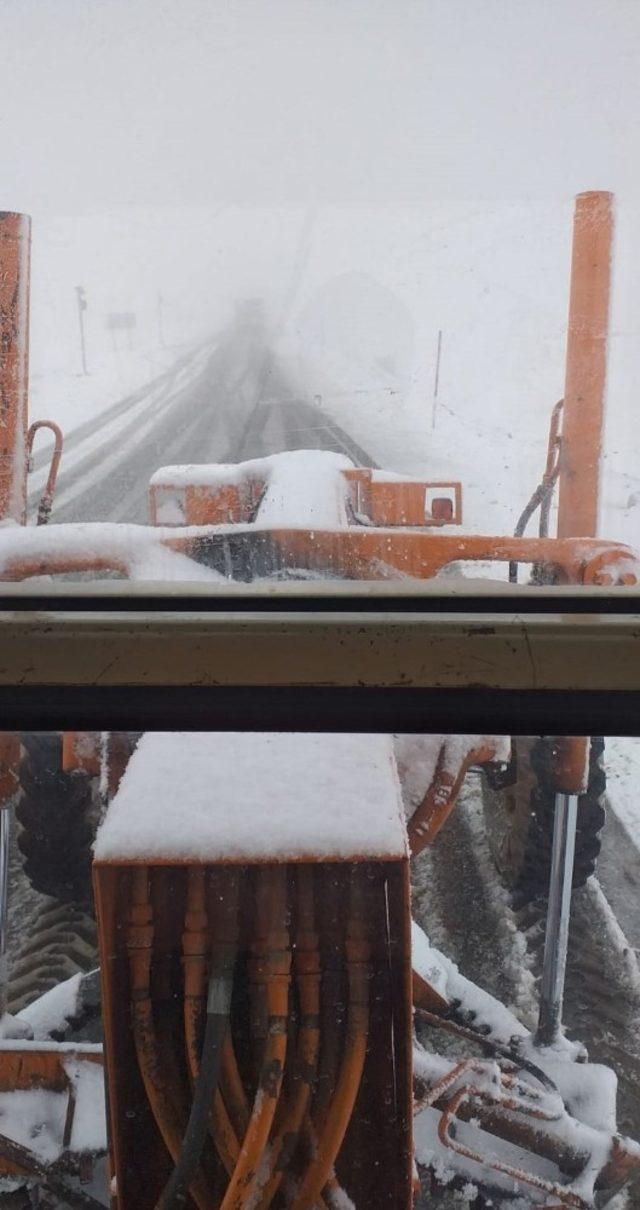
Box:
xmin=1 ymin=1 xmax=639 ymax=589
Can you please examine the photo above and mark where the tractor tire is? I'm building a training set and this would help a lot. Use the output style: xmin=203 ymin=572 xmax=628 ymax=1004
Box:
xmin=16 ymin=733 xmax=99 ymax=911
xmin=515 ymin=736 xmax=606 ymax=905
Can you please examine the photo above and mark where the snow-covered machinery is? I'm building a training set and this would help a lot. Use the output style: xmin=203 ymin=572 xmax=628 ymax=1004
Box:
xmin=1 ymin=194 xmax=640 ymax=1206
xmin=93 ymin=734 xmax=414 ymax=1210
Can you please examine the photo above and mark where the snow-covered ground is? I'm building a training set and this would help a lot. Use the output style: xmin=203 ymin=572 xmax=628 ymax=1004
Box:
xmin=603 ymin=738 xmax=640 ymax=851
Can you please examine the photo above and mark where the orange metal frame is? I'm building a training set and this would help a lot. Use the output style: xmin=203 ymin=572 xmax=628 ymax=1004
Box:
xmin=557 ymin=192 xmax=613 ymax=540
xmin=0 ymin=526 xmax=636 ymax=585
xmin=0 ymin=212 xmax=31 ymax=524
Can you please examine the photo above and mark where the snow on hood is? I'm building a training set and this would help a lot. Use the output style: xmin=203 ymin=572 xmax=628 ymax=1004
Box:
xmin=150 ymin=449 xmax=354 ymax=529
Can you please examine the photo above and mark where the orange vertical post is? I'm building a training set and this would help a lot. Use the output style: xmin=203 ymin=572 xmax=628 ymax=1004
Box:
xmin=557 ymin=191 xmax=613 ymax=538
xmin=0 ymin=212 xmax=31 ymax=524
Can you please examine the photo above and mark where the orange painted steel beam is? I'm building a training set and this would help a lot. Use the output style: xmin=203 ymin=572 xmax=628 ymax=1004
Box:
xmin=1 ymin=526 xmax=637 ymax=585
xmin=0 ymin=213 xmax=31 ymax=524
xmin=557 ymin=191 xmax=614 ymax=539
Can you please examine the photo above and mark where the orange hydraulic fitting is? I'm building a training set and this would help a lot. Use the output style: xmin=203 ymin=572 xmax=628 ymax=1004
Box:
xmin=257 ymin=867 xmax=321 ymax=1208
xmin=291 ymin=867 xmax=370 ymax=1210
xmin=219 ymin=865 xmax=291 ymax=1210
xmin=544 ymin=736 xmax=590 ymax=796
xmin=27 ymin=419 xmax=63 ymax=525
xmin=407 ymin=741 xmax=497 ymax=856
xmin=126 ymin=867 xmax=214 ymax=1210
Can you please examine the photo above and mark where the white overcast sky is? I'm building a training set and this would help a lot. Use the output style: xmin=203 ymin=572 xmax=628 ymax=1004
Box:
xmin=1 ymin=0 xmax=639 ymax=215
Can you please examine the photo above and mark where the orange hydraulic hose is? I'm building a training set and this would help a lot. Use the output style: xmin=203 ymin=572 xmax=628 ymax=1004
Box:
xmin=184 ymin=868 xmax=209 ymax=1085
xmin=183 ymin=869 xmax=239 ymax=1178
xmin=26 ymin=419 xmax=63 ymax=525
xmin=219 ymin=866 xmax=291 ymax=1210
xmin=291 ymin=868 xmax=370 ymax=1210
xmin=208 ymin=869 xmax=245 ymax=1177
xmin=257 ymin=867 xmax=321 ymax=1208
xmin=314 ymin=868 xmax=346 ymax=1125
xmin=406 ymin=744 xmax=495 ymax=857
xmin=126 ymin=866 xmax=214 ymax=1210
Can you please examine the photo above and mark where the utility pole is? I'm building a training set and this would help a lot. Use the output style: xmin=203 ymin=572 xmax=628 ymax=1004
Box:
xmin=431 ymin=329 xmax=442 ymax=430
xmin=154 ymin=289 xmax=164 ymax=348
xmin=75 ymin=285 xmax=89 ymax=375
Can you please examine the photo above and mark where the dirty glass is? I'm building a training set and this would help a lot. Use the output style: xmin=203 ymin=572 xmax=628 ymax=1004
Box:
xmin=2 ymin=2 xmax=640 ymax=1200
xmin=1 ymin=3 xmax=639 ymax=591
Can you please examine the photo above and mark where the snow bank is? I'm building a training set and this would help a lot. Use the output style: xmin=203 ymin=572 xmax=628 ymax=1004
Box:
xmin=604 ymin=736 xmax=640 ymax=851
xmin=94 ymin=732 xmax=408 ymax=862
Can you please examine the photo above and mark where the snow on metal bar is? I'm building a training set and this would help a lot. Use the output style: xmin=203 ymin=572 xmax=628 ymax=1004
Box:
xmin=0 ymin=519 xmax=226 ymax=581
xmin=0 ymin=1055 xmax=105 ymax=1164
xmin=94 ymin=732 xmax=408 ymax=862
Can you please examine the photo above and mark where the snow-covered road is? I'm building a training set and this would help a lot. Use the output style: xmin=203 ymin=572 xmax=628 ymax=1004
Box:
xmin=28 ymin=326 xmax=375 ymax=528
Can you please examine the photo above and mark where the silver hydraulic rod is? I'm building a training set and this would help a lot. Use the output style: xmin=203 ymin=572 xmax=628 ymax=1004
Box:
xmin=0 ymin=806 xmax=10 ymax=1019
xmin=536 ymin=792 xmax=578 ymax=1046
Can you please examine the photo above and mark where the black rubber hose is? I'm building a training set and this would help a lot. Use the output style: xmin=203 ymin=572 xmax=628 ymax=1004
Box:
xmin=156 ymin=953 xmax=235 ymax=1210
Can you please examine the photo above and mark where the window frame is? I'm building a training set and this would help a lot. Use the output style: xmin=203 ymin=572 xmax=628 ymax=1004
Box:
xmin=1 ymin=583 xmax=639 ymax=732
